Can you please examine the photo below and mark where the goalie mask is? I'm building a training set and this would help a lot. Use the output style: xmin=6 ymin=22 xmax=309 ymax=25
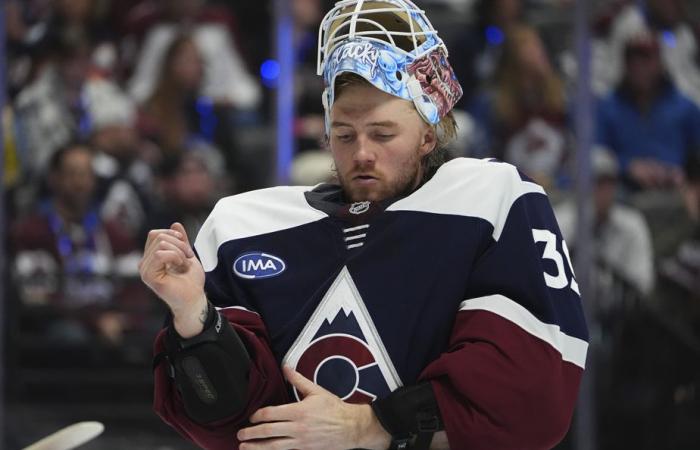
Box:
xmin=317 ymin=0 xmax=463 ymax=130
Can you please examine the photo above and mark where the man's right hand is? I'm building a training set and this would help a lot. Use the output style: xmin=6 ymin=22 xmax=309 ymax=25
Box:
xmin=139 ymin=222 xmax=207 ymax=338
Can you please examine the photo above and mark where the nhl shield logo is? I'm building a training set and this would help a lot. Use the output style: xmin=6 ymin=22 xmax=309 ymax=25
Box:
xmin=349 ymin=201 xmax=371 ymax=215
xmin=283 ymin=267 xmax=402 ymax=402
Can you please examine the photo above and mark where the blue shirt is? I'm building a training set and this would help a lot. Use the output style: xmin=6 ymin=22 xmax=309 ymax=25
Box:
xmin=597 ymin=82 xmax=700 ymax=170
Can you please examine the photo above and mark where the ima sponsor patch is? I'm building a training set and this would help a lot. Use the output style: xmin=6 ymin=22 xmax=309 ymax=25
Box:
xmin=233 ymin=252 xmax=286 ymax=280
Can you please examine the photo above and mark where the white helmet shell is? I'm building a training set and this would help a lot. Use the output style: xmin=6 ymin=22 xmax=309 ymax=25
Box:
xmin=317 ymin=0 xmax=463 ymax=129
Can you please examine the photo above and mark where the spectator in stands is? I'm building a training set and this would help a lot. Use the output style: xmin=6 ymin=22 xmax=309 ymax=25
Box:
xmin=594 ymin=0 xmax=700 ymax=105
xmin=139 ymin=35 xmax=204 ymax=153
xmin=137 ymin=33 xmax=245 ymax=186
xmin=555 ymin=147 xmax=655 ymax=307
xmin=10 ymin=143 xmax=145 ymax=347
xmin=597 ymin=33 xmax=700 ymax=191
xmin=84 ymin=78 xmax=153 ymax=242
xmin=6 ymin=0 xmax=138 ymax=95
xmin=5 ymin=0 xmax=52 ymax=96
xmin=148 ymin=149 xmax=226 ymax=239
xmin=293 ymin=0 xmax=327 ymax=153
xmin=647 ymin=153 xmax=700 ymax=448
xmin=14 ymin=36 xmax=93 ymax=181
xmin=128 ymin=0 xmax=261 ymax=111
xmin=16 ymin=0 xmax=123 ymax=81
xmin=659 ymin=151 xmax=700 ymax=300
xmin=468 ymin=25 xmax=568 ymax=187
xmin=43 ymin=0 xmax=113 ymax=45
xmin=451 ymin=0 xmax=524 ymax=105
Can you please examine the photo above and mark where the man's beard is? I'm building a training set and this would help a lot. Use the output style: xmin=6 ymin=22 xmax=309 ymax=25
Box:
xmin=337 ymin=148 xmax=423 ymax=203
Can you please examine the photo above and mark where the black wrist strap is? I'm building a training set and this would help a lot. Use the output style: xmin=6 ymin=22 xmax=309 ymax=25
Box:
xmin=156 ymin=301 xmax=252 ymax=424
xmin=371 ymin=382 xmax=443 ymax=450
xmin=166 ymin=301 xmax=220 ymax=350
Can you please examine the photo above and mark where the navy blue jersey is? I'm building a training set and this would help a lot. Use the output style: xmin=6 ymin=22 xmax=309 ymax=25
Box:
xmin=154 ymin=157 xmax=588 ymax=450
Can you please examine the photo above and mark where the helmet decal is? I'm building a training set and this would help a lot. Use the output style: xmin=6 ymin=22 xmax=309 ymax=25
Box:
xmin=318 ymin=0 xmax=462 ymax=129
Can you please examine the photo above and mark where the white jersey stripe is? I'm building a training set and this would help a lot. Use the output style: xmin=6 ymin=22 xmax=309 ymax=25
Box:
xmin=387 ymin=158 xmax=546 ymax=241
xmin=195 ymin=159 xmax=546 ymax=272
xmin=459 ymin=294 xmax=588 ymax=369
xmin=343 ymin=224 xmax=370 ymax=233
xmin=195 ymin=186 xmax=327 ymax=272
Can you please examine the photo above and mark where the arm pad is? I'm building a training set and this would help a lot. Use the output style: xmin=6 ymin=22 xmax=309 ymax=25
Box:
xmin=163 ymin=302 xmax=252 ymax=424
xmin=371 ymin=382 xmax=444 ymax=449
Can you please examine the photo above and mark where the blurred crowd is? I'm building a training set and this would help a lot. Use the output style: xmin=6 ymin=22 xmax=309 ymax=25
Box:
xmin=3 ymin=0 xmax=700 ymax=448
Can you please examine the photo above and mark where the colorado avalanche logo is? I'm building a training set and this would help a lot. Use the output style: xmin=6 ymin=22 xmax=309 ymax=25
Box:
xmin=283 ymin=267 xmax=402 ymax=402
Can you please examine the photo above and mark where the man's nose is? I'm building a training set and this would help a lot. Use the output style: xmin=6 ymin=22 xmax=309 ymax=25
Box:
xmin=353 ymin=136 xmax=376 ymax=165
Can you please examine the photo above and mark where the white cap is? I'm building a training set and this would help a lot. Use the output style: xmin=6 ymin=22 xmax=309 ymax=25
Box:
xmin=592 ymin=146 xmax=619 ymax=178
xmin=83 ymin=78 xmax=136 ymax=132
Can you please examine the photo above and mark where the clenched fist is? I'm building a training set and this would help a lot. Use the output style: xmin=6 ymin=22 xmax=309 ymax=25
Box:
xmin=139 ymin=222 xmax=207 ymax=338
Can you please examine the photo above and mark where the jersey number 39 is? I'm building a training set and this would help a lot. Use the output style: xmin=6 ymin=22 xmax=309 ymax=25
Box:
xmin=532 ymin=228 xmax=580 ymax=296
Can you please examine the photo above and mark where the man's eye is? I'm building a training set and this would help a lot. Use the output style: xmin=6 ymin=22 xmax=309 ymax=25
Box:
xmin=376 ymin=134 xmax=394 ymax=140
xmin=336 ymin=135 xmax=351 ymax=141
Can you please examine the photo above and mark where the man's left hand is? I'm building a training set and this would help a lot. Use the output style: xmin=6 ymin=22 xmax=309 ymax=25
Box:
xmin=238 ymin=366 xmax=391 ymax=450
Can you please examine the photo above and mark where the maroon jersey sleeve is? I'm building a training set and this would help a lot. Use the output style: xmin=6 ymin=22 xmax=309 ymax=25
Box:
xmin=152 ymin=307 xmax=289 ymax=449
xmin=418 ymin=189 xmax=588 ymax=449
xmin=419 ymin=310 xmax=584 ymax=450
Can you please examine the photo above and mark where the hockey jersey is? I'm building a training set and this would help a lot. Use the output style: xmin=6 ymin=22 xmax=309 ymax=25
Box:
xmin=153 ymin=157 xmax=589 ymax=449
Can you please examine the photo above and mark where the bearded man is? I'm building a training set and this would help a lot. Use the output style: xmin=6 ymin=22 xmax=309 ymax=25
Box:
xmin=139 ymin=1 xmax=588 ymax=449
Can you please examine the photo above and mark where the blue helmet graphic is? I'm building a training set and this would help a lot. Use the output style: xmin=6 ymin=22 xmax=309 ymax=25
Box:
xmin=317 ymin=0 xmax=462 ymax=129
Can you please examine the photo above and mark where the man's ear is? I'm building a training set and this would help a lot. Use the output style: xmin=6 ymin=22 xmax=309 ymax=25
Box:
xmin=419 ymin=125 xmax=437 ymax=156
